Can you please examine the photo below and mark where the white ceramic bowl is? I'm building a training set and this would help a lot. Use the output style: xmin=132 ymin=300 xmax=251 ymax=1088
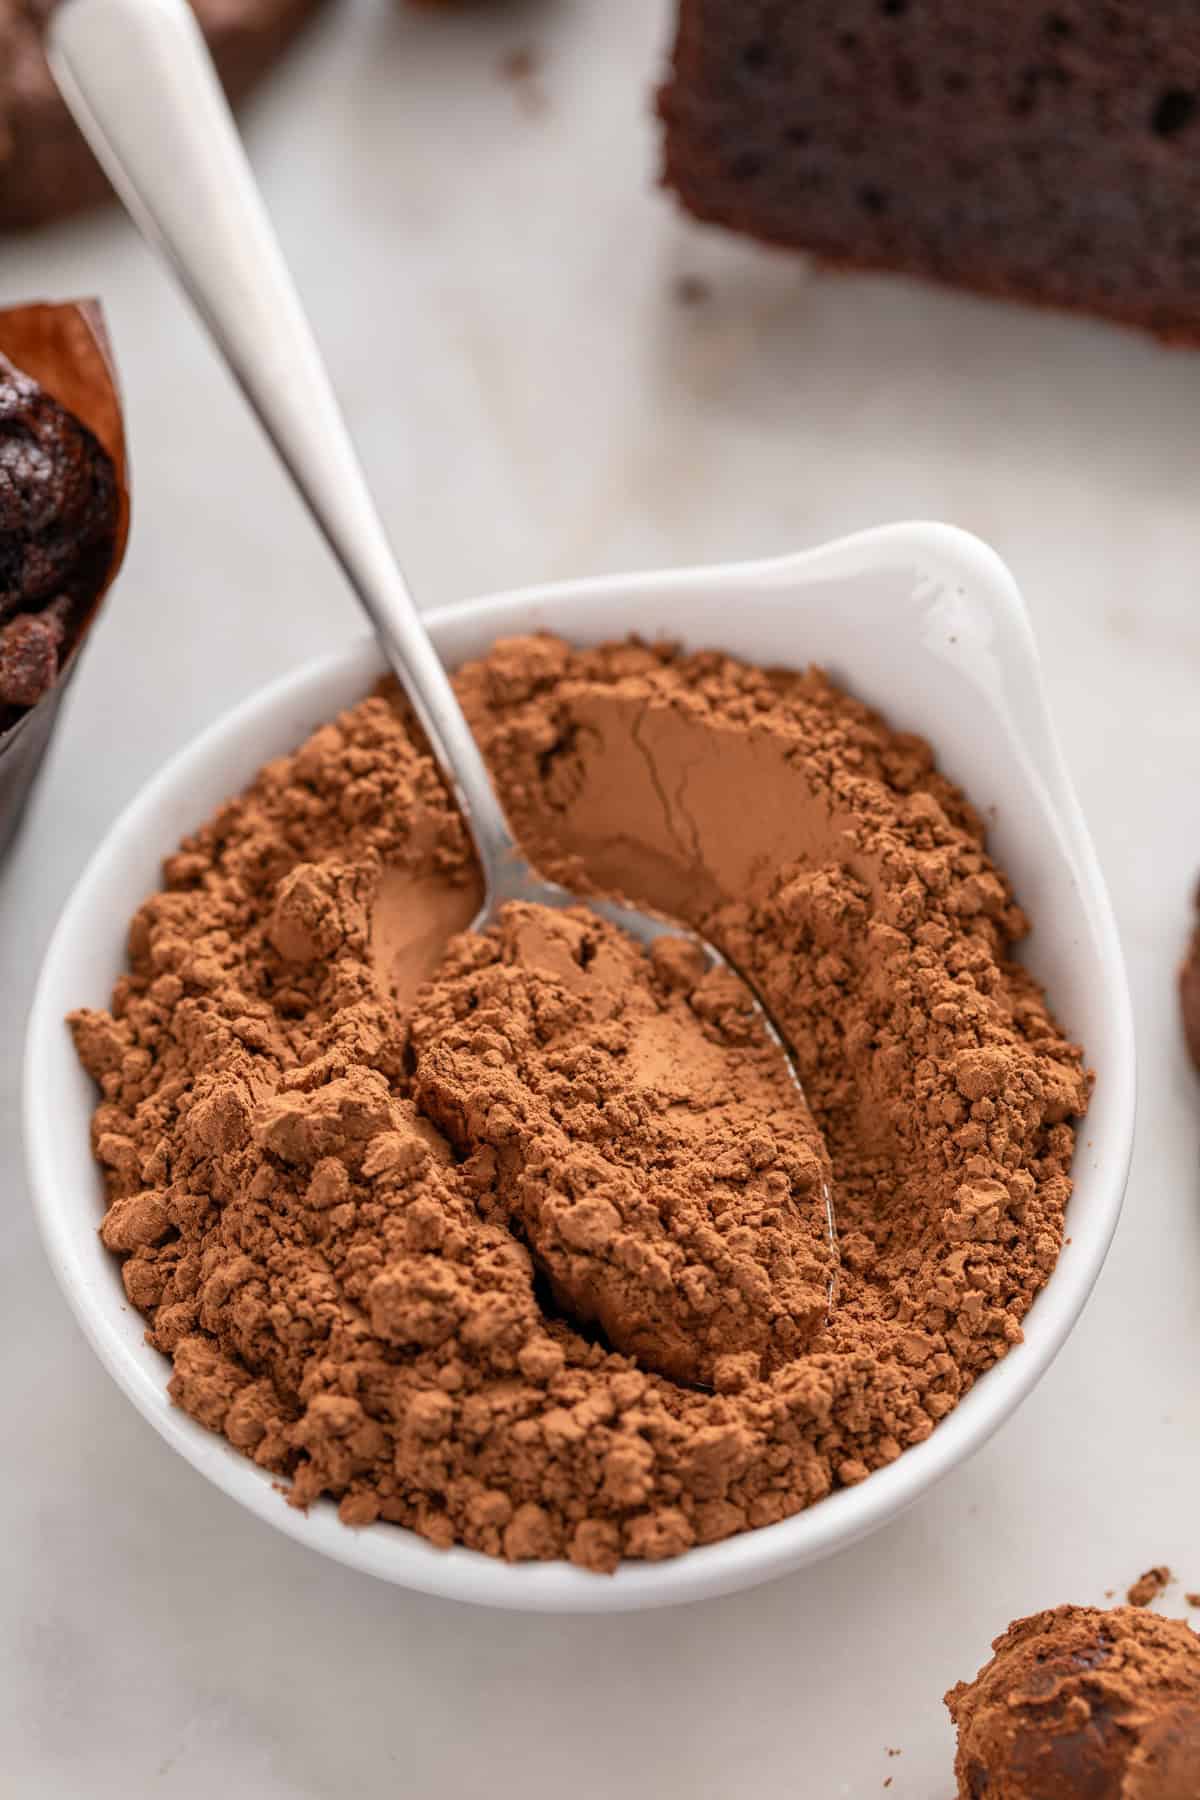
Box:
xmin=26 ymin=522 xmax=1135 ymax=1613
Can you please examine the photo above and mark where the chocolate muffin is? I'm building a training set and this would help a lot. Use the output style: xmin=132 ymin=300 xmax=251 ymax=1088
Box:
xmin=659 ymin=1 xmax=1200 ymax=342
xmin=0 ymin=302 xmax=125 ymax=723
xmin=946 ymin=1606 xmax=1200 ymax=1799
xmin=0 ymin=0 xmax=329 ymax=230
xmin=0 ymin=299 xmax=127 ymax=854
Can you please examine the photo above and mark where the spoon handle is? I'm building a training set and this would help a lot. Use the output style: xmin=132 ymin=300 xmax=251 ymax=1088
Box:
xmin=49 ymin=0 xmax=519 ymax=877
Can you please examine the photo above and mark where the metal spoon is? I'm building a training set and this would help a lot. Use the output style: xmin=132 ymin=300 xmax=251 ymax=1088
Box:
xmin=49 ymin=0 xmax=836 ymax=1284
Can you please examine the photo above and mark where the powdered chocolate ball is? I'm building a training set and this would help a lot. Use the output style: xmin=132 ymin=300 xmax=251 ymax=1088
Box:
xmin=946 ymin=1606 xmax=1200 ymax=1799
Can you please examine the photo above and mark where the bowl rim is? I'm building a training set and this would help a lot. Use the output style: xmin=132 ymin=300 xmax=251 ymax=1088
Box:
xmin=24 ymin=521 xmax=1136 ymax=1613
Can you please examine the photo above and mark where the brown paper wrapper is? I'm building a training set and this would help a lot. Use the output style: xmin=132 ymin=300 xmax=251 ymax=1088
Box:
xmin=0 ymin=298 xmax=128 ymax=857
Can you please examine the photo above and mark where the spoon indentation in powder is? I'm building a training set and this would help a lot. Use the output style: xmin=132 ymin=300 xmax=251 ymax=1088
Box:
xmin=409 ymin=900 xmax=838 ymax=1388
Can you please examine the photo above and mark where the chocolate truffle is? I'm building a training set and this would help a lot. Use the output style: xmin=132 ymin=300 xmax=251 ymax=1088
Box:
xmin=946 ymin=1605 xmax=1200 ymax=1800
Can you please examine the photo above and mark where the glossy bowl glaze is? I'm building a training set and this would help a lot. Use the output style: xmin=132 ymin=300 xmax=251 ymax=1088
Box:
xmin=25 ymin=523 xmax=1135 ymax=1612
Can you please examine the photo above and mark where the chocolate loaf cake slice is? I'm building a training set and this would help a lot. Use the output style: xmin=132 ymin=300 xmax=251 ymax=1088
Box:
xmin=0 ymin=0 xmax=329 ymax=230
xmin=659 ymin=1 xmax=1200 ymax=341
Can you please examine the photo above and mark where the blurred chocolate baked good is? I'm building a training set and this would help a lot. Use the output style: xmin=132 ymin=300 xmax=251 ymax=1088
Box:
xmin=0 ymin=299 xmax=127 ymax=853
xmin=946 ymin=1605 xmax=1200 ymax=1799
xmin=0 ymin=0 xmax=328 ymax=229
xmin=660 ymin=2 xmax=1200 ymax=342
xmin=1181 ymin=898 xmax=1200 ymax=1071
xmin=0 ymin=304 xmax=124 ymax=724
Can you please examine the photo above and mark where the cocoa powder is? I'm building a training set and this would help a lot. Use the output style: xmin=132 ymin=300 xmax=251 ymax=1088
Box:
xmin=410 ymin=902 xmax=837 ymax=1388
xmin=1128 ymin=1566 xmax=1173 ymax=1609
xmin=70 ymin=636 xmax=1089 ymax=1570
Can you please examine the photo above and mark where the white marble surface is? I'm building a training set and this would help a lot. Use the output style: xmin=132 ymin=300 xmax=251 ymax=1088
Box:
xmin=4 ymin=1 xmax=1200 ymax=1792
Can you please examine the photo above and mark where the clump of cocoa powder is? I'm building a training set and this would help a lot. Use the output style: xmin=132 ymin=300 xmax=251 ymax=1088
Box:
xmin=411 ymin=900 xmax=836 ymax=1388
xmin=70 ymin=636 xmax=1089 ymax=1570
